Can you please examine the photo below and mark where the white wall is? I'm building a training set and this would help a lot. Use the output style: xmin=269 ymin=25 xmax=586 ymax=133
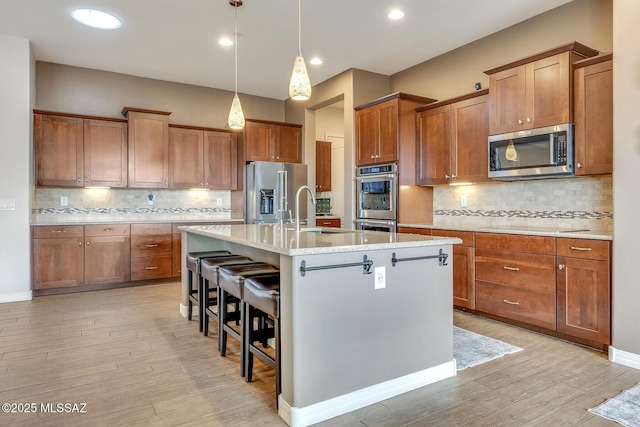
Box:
xmin=0 ymin=35 xmax=33 ymax=302
xmin=611 ymin=0 xmax=640 ymax=357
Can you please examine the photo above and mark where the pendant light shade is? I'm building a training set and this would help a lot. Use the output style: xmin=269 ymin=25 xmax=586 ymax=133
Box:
xmin=505 ymin=140 xmax=518 ymax=161
xmin=289 ymin=0 xmax=311 ymax=101
xmin=289 ymin=56 xmax=311 ymax=100
xmin=227 ymin=1 xmax=245 ymax=129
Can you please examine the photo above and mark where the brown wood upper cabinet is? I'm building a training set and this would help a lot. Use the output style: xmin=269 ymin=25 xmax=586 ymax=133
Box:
xmin=123 ymin=107 xmax=171 ymax=188
xmin=35 ymin=113 xmax=127 ymax=187
xmin=315 ymin=140 xmax=332 ymax=192
xmin=169 ymin=126 xmax=238 ymax=190
xmin=484 ymin=42 xmax=599 ymax=135
xmin=416 ymin=91 xmax=489 ymax=185
xmin=573 ymin=54 xmax=613 ymax=175
xmin=355 ymin=93 xmax=436 ymax=177
xmin=244 ymin=119 xmax=302 ymax=163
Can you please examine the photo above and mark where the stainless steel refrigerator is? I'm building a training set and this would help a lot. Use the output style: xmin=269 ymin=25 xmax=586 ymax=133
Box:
xmin=245 ymin=161 xmax=308 ymax=224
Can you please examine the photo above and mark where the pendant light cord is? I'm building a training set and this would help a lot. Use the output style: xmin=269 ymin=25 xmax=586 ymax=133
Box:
xmin=298 ymin=0 xmax=302 ymax=56
xmin=234 ymin=5 xmax=238 ymax=94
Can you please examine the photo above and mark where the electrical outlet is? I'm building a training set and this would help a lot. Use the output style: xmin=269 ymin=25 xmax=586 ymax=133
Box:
xmin=374 ymin=266 xmax=386 ymax=289
xmin=216 ymin=198 xmax=222 ymax=206
xmin=461 ymin=196 xmax=467 ymax=207
xmin=60 ymin=196 xmax=68 ymax=206
xmin=148 ymin=193 xmax=155 ymax=206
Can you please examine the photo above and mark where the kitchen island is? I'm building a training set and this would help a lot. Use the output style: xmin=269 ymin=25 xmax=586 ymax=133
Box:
xmin=180 ymin=224 xmax=461 ymax=427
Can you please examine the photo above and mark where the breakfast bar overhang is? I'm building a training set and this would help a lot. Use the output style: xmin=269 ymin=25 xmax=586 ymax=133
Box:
xmin=179 ymin=224 xmax=461 ymax=427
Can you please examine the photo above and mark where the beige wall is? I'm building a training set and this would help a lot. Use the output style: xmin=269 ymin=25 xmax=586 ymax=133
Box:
xmin=612 ymin=0 xmax=640 ymax=356
xmin=390 ymin=0 xmax=613 ymax=101
xmin=0 ymin=35 xmax=33 ymax=302
xmin=36 ymin=62 xmax=284 ymax=127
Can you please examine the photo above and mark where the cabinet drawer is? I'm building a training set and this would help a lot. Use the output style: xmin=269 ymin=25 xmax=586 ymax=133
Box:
xmin=131 ymin=235 xmax=172 ymax=257
xmin=397 ymin=227 xmax=432 ymax=236
xmin=476 ymin=232 xmax=554 ymax=255
xmin=85 ymin=224 xmax=130 ymax=237
xmin=33 ymin=225 xmax=83 ymax=239
xmin=476 ymin=280 xmax=556 ymax=330
xmin=432 ymin=229 xmax=474 ymax=246
xmin=317 ymin=218 xmax=341 ymax=228
xmin=557 ymin=238 xmax=610 ymax=261
xmin=131 ymin=223 xmax=171 ymax=235
xmin=131 ymin=256 xmax=173 ymax=280
xmin=475 ymin=248 xmax=555 ymax=292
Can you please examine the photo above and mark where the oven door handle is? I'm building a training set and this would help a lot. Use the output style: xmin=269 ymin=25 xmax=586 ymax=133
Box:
xmin=355 ymin=174 xmax=397 ymax=181
xmin=355 ymin=219 xmax=396 ymax=226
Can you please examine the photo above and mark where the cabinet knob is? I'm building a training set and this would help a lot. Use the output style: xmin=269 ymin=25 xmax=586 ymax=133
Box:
xmin=527 ymin=118 xmax=531 ymax=123
xmin=78 ymin=242 xmax=82 ymax=246
xmin=85 ymin=179 xmax=89 ymax=183
xmin=558 ymin=264 xmax=565 ymax=270
xmin=86 ymin=241 xmax=90 ymax=246
xmin=577 ymin=162 xmax=583 ymax=169
xmin=445 ymin=175 xmax=450 ymax=179
xmin=518 ymin=119 xmax=523 ymax=125
xmin=371 ymin=155 xmax=375 ymax=159
xmin=77 ymin=178 xmax=82 ymax=183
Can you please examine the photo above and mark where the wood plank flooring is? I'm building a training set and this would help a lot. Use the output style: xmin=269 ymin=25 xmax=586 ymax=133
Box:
xmin=0 ymin=281 xmax=637 ymax=426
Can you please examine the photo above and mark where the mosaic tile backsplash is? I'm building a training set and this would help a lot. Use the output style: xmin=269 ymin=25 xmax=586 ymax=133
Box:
xmin=432 ymin=175 xmax=612 ymax=232
xmin=33 ymin=188 xmax=235 ymax=224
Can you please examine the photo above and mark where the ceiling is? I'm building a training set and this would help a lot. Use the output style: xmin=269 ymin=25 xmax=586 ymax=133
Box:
xmin=0 ymin=0 xmax=573 ymax=100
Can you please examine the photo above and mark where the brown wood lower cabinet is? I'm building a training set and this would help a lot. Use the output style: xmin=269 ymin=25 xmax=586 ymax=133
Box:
xmin=32 ymin=226 xmax=84 ymax=289
xmin=84 ymin=224 xmax=130 ymax=285
xmin=432 ymin=229 xmax=475 ymax=310
xmin=316 ymin=217 xmax=341 ymax=228
xmin=130 ymin=223 xmax=172 ymax=281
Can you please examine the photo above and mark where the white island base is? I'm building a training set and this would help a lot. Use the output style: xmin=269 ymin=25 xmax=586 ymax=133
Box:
xmin=180 ymin=224 xmax=459 ymax=427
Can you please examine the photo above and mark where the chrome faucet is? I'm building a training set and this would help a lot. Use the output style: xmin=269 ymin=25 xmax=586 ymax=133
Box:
xmin=294 ymin=185 xmax=316 ymax=232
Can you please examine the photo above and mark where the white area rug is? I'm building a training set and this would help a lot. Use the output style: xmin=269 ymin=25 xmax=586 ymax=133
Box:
xmin=589 ymin=383 xmax=640 ymax=426
xmin=453 ymin=326 xmax=522 ymax=371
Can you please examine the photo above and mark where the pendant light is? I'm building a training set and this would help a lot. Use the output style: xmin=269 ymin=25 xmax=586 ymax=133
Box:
xmin=505 ymin=140 xmax=519 ymax=161
xmin=227 ymin=0 xmax=245 ymax=129
xmin=289 ymin=0 xmax=311 ymax=100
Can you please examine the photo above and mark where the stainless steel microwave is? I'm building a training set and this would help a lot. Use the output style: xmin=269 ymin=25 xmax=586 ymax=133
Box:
xmin=488 ymin=123 xmax=574 ymax=180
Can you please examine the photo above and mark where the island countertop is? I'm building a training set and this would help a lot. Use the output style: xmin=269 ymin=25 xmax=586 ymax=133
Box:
xmin=179 ymin=223 xmax=462 ymax=256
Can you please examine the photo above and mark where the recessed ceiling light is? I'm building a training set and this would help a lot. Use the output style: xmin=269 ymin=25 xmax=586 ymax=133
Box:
xmin=71 ymin=8 xmax=121 ymax=30
xmin=310 ymin=57 xmax=323 ymax=65
xmin=387 ymin=9 xmax=405 ymax=20
xmin=219 ymin=37 xmax=233 ymax=46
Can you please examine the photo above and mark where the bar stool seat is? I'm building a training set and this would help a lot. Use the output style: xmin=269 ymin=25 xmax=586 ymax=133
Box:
xmin=218 ymin=263 xmax=279 ymax=377
xmin=243 ymin=274 xmax=281 ymax=404
xmin=186 ymin=250 xmax=231 ymax=331
xmin=200 ymin=256 xmax=257 ymax=340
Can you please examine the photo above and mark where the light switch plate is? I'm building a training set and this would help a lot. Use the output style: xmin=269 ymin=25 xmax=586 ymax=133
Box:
xmin=0 ymin=199 xmax=16 ymax=210
xmin=60 ymin=196 xmax=68 ymax=206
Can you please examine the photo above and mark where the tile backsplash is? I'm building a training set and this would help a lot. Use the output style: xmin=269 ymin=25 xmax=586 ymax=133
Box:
xmin=33 ymin=188 xmax=236 ymax=224
xmin=433 ymin=175 xmax=612 ymax=232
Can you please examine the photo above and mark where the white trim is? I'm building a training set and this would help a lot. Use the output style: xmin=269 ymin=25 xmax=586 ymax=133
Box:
xmin=179 ymin=303 xmax=198 ymax=318
xmin=0 ymin=291 xmax=32 ymax=303
xmin=278 ymin=360 xmax=456 ymax=427
xmin=609 ymin=346 xmax=640 ymax=370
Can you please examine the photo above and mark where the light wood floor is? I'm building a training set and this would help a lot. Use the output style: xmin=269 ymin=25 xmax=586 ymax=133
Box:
xmin=0 ymin=281 xmax=637 ymax=426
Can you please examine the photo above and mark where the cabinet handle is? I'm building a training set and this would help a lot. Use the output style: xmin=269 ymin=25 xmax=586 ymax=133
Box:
xmin=445 ymin=175 xmax=451 ymax=179
xmin=145 ymin=244 xmax=159 ymax=248
xmin=558 ymin=264 xmax=565 ymax=270
xmin=103 ymin=228 xmax=113 ymax=232
xmin=503 ymin=266 xmax=520 ymax=271
xmin=503 ymin=299 xmax=520 ymax=305
xmin=52 ymin=230 xmax=65 ymax=233
xmin=146 ymin=266 xmax=158 ymax=270
xmin=577 ymin=162 xmax=583 ymax=169
xmin=570 ymin=246 xmax=592 ymax=251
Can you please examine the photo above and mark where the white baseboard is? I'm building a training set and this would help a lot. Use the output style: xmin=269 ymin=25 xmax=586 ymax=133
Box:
xmin=179 ymin=303 xmax=198 ymax=318
xmin=609 ymin=346 xmax=640 ymax=370
xmin=0 ymin=291 xmax=32 ymax=303
xmin=278 ymin=360 xmax=456 ymax=427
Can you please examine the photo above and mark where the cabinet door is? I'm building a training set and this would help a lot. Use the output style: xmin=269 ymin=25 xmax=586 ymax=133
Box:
xmin=127 ymin=111 xmax=169 ymax=188
xmin=84 ymin=119 xmax=128 ymax=187
xmin=376 ymin=100 xmax=399 ymax=164
xmin=574 ymin=59 xmax=613 ymax=175
xmin=315 ymin=140 xmax=332 ymax=191
xmin=416 ymin=105 xmax=451 ymax=185
xmin=526 ymin=52 xmax=571 ymax=129
xmin=33 ymin=237 xmax=84 ymax=289
xmin=488 ymin=65 xmax=526 ymax=135
xmin=35 ymin=114 xmax=84 ymax=187
xmin=85 ymin=235 xmax=131 ymax=284
xmin=557 ymin=257 xmax=610 ymax=344
xmin=204 ymin=131 xmax=238 ymax=189
xmin=275 ymin=125 xmax=302 ymax=163
xmin=355 ymin=107 xmax=379 ymax=166
xmin=452 ymin=245 xmax=475 ymax=309
xmin=451 ymin=95 xmax=490 ymax=183
xmin=245 ymin=121 xmax=274 ymax=161
xmin=169 ymin=127 xmax=204 ymax=189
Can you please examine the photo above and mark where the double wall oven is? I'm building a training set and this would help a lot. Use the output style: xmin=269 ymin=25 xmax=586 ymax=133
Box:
xmin=355 ymin=163 xmax=398 ymax=232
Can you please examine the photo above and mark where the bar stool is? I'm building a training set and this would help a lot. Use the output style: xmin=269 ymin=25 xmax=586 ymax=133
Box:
xmin=218 ymin=263 xmax=280 ymax=377
xmin=186 ymin=250 xmax=231 ymax=332
xmin=243 ymin=273 xmax=281 ymax=404
xmin=200 ymin=255 xmax=257 ymax=341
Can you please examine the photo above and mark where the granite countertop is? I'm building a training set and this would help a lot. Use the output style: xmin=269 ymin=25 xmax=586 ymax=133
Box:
xmin=399 ymin=223 xmax=612 ymax=241
xmin=33 ymin=218 xmax=245 ymax=226
xmin=180 ymin=224 xmax=461 ymax=256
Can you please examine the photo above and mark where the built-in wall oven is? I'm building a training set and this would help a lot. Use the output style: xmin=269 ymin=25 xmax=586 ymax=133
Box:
xmin=355 ymin=163 xmax=398 ymax=232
